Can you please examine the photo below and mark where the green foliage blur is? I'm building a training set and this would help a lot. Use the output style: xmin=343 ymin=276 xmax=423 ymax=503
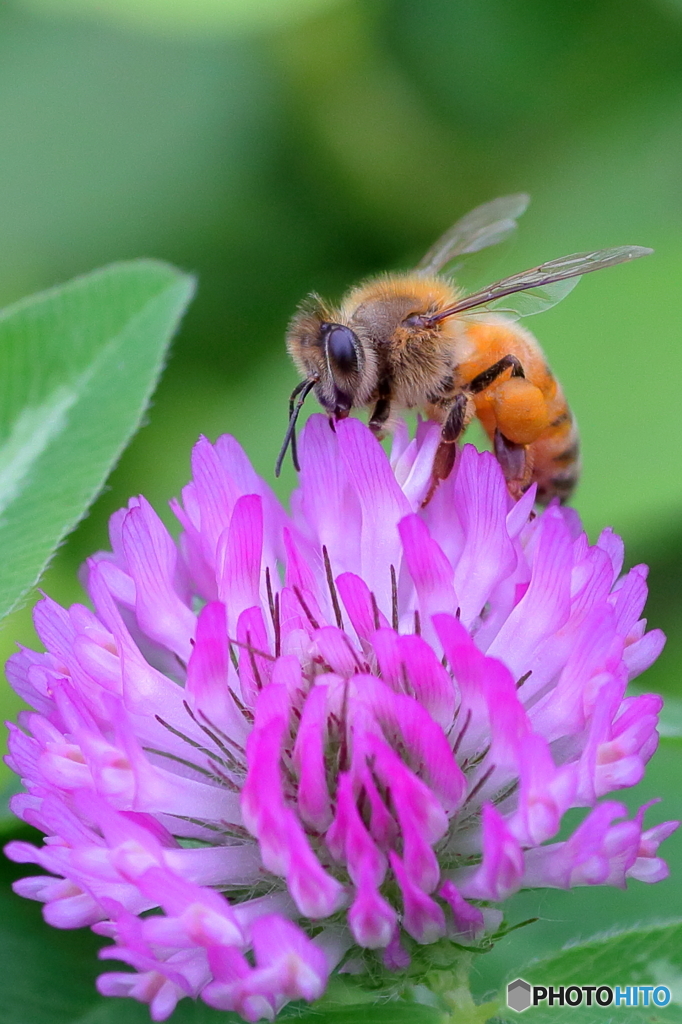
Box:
xmin=1 ymin=0 xmax=681 ymax=747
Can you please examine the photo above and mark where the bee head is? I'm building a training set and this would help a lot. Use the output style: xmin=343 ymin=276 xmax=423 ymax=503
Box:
xmin=285 ymin=294 xmax=379 ymax=422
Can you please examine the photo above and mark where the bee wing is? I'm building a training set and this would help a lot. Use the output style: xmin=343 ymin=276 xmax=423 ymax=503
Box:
xmin=430 ymin=245 xmax=654 ymax=321
xmin=415 ymin=193 xmax=530 ymax=277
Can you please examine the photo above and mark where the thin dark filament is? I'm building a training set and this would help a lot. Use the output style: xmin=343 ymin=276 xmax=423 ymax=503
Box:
xmin=155 ymin=714 xmax=236 ymax=769
xmin=182 ymin=701 xmax=247 ymax=758
xmin=227 ymin=689 xmax=254 ymax=724
xmin=265 ymin=567 xmax=276 ymax=628
xmin=338 ymin=682 xmax=350 ymax=772
xmin=229 ymin=643 xmax=239 ymax=672
xmin=246 ymin=630 xmax=265 ymax=691
xmin=413 ymin=609 xmax=421 ymax=636
xmin=494 ymin=917 xmax=539 ymax=939
xmin=451 ymin=707 xmax=472 ymax=756
xmin=293 ymin=585 xmax=321 ymax=631
xmin=168 ymin=815 xmax=229 ymax=835
xmin=370 ymin=591 xmax=381 ymax=631
xmin=462 ymin=743 xmax=491 ymax=772
xmin=219 ymin=820 xmax=253 ymax=841
xmin=144 ymin=745 xmax=221 ymax=781
xmin=493 ymin=779 xmax=519 ymax=806
xmin=400 ymin=662 xmax=416 ymax=699
xmin=275 ymin=377 xmax=318 ymax=477
xmin=516 ymin=670 xmax=532 ymax=689
xmin=265 ymin=567 xmax=282 ymax=657
xmin=463 ymin=763 xmax=496 ymax=806
xmin=228 ymin=637 xmax=276 ymax=662
xmin=390 ymin=565 xmax=399 ymax=632
xmin=339 ymin=630 xmax=368 ymax=673
xmin=209 ymin=761 xmax=241 ymax=793
xmin=273 ymin=593 xmax=281 ymax=657
xmin=279 ymin=749 xmax=299 ymax=796
xmin=322 ymin=546 xmax=344 ymax=629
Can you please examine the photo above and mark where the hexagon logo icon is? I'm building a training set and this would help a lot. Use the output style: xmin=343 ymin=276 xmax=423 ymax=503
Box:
xmin=507 ymin=978 xmax=532 ymax=1012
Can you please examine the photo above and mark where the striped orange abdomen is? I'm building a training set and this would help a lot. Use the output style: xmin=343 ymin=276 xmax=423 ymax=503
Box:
xmin=458 ymin=319 xmax=580 ymax=504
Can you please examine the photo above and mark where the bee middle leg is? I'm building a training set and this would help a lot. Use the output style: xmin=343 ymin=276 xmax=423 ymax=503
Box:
xmin=422 ymin=354 xmax=529 ymax=506
xmin=422 ymin=392 xmax=472 ymax=507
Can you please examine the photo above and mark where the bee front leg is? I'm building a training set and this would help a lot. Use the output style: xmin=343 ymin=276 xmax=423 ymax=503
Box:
xmin=369 ymin=379 xmax=394 ymax=438
xmin=422 ymin=392 xmax=472 ymax=507
xmin=369 ymin=396 xmax=391 ymax=439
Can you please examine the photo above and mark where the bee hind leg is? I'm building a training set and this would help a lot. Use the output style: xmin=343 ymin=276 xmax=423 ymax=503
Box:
xmin=469 ymin=354 xmax=524 ymax=392
xmin=494 ymin=429 xmax=534 ymax=500
xmin=422 ymin=392 xmax=471 ymax=507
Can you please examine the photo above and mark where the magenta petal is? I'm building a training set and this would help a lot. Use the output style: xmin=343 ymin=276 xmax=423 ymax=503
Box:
xmin=336 ymin=572 xmax=390 ymax=643
xmin=348 ymin=883 xmax=397 ymax=949
xmin=391 ymin=420 xmax=441 ymax=508
xmin=623 ymin=628 xmax=666 ymax=679
xmin=293 ymin=686 xmax=333 ymax=831
xmin=361 ymin=677 xmax=465 ymax=812
xmin=381 ymin=926 xmax=411 ymax=971
xmin=399 ymin=515 xmax=458 ymax=628
xmin=335 ymin=417 xmax=411 ymax=610
xmin=486 ymin=506 xmax=573 ymax=683
xmin=325 ymin=773 xmax=385 ymax=885
xmin=439 ymin=880 xmax=484 ymax=938
xmin=121 ymin=498 xmax=196 ymax=663
xmin=459 ymin=804 xmax=524 ymax=901
xmin=357 ymin=763 xmax=399 ymax=849
xmin=510 ymin=733 xmax=575 ymax=846
xmin=596 ymin=527 xmax=625 ymax=583
xmin=185 ymin=602 xmax=241 ymax=732
xmin=434 ymin=613 xmax=493 ymax=753
xmin=367 ymin=736 xmax=449 ymax=844
xmin=246 ymin=915 xmax=330 ymax=1003
xmin=217 ymin=495 xmax=264 ymax=632
xmin=285 ymin=847 xmax=345 ymax=919
xmin=451 ymin=447 xmax=517 ymax=629
xmin=236 ymin=606 xmax=272 ymax=706
xmin=389 ymin=851 xmax=445 ymax=944
xmin=297 ymin=415 xmax=362 ymax=576
xmin=313 ymin=626 xmax=364 ymax=677
xmin=395 ymin=633 xmax=456 ymax=729
xmin=189 ymin=436 xmax=242 ymax=562
xmin=521 ymin=802 xmax=640 ymax=889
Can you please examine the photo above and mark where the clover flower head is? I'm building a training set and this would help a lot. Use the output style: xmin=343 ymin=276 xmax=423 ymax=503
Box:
xmin=4 ymin=414 xmax=677 ymax=1021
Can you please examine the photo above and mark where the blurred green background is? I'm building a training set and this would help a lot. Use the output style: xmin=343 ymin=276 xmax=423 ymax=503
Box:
xmin=0 ymin=0 xmax=681 ymax=1002
xmin=2 ymin=0 xmax=681 ymax=757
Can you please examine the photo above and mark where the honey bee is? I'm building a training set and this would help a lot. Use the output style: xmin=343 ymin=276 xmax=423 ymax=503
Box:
xmin=278 ymin=195 xmax=652 ymax=505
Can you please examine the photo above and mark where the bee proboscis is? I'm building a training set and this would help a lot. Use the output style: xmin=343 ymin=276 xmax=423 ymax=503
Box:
xmin=279 ymin=195 xmax=652 ymax=505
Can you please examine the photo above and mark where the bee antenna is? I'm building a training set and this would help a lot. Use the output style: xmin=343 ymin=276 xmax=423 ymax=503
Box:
xmin=275 ymin=377 xmax=318 ymax=477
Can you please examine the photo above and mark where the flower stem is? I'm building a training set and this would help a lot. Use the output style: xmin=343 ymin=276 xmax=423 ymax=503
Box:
xmin=424 ymin=952 xmax=500 ymax=1024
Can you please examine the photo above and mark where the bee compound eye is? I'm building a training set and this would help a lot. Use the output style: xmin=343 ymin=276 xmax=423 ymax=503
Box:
xmin=325 ymin=324 xmax=359 ymax=374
